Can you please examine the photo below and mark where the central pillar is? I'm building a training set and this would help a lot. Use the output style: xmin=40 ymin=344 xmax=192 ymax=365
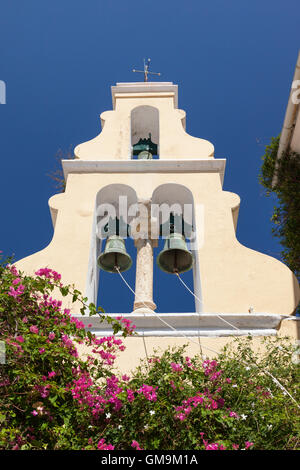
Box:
xmin=132 ymin=200 xmax=157 ymax=314
xmin=133 ymin=239 xmax=157 ymax=313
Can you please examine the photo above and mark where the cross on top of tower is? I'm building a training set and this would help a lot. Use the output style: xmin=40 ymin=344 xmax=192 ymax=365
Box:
xmin=132 ymin=58 xmax=161 ymax=82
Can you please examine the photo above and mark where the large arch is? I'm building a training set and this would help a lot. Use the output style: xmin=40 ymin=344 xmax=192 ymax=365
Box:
xmin=151 ymin=183 xmax=203 ymax=313
xmin=86 ymin=184 xmax=138 ymax=306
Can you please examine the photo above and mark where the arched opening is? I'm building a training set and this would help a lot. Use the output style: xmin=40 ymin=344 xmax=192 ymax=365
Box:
xmin=86 ymin=184 xmax=138 ymax=313
xmin=151 ymin=183 xmax=202 ymax=313
xmin=130 ymin=106 xmax=159 ymax=159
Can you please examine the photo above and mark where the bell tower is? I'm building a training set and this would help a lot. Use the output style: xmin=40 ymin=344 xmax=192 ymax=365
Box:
xmin=16 ymin=79 xmax=299 ymax=365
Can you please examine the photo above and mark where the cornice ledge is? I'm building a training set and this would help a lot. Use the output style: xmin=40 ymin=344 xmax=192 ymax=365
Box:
xmin=73 ymin=312 xmax=284 ymax=337
xmin=62 ymin=158 xmax=227 ymax=186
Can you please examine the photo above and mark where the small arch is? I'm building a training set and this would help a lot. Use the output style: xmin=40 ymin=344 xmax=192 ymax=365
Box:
xmin=131 ymin=106 xmax=159 ymax=159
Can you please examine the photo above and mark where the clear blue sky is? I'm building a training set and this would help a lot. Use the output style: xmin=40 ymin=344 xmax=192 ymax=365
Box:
xmin=0 ymin=1 xmax=299 ymax=313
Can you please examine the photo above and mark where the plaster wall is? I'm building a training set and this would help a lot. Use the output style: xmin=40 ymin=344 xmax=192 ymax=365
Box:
xmin=77 ymin=325 xmax=299 ymax=375
xmin=74 ymin=92 xmax=214 ymax=160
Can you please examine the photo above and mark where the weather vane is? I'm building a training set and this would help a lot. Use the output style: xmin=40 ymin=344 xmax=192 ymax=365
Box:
xmin=132 ymin=58 xmax=161 ymax=82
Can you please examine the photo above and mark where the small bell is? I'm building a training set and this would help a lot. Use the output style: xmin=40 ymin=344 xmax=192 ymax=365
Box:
xmin=97 ymin=235 xmax=132 ymax=273
xmin=137 ymin=150 xmax=153 ymax=160
xmin=132 ymin=133 xmax=157 ymax=159
xmin=157 ymin=232 xmax=193 ymax=274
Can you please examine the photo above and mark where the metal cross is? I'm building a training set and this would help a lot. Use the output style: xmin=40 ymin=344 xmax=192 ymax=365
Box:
xmin=132 ymin=58 xmax=161 ymax=82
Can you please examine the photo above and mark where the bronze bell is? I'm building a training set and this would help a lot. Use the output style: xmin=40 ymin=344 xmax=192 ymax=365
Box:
xmin=97 ymin=235 xmax=132 ymax=273
xmin=157 ymin=213 xmax=193 ymax=274
xmin=157 ymin=232 xmax=193 ymax=274
xmin=97 ymin=217 xmax=132 ymax=273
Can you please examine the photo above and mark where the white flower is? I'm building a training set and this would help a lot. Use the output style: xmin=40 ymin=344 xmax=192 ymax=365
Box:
xmin=118 ymin=425 xmax=122 ymax=429
xmin=241 ymin=414 xmax=248 ymax=420
xmin=144 ymin=424 xmax=149 ymax=430
xmin=251 ymin=402 xmax=255 ymax=408
xmin=267 ymin=424 xmax=273 ymax=430
xmin=245 ymin=366 xmax=251 ymax=371
xmin=106 ymin=412 xmax=111 ymax=419
xmin=150 ymin=410 xmax=155 ymax=416
xmin=232 ymin=384 xmax=238 ymax=388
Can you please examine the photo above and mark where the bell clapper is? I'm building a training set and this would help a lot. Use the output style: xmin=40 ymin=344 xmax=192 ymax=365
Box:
xmin=114 ymin=253 xmax=119 ymax=273
xmin=173 ymin=250 xmax=178 ymax=274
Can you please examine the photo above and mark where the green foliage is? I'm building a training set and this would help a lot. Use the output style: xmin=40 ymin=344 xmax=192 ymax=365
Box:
xmin=259 ymin=136 xmax=300 ymax=281
xmin=0 ymin=254 xmax=299 ymax=450
xmin=0 ymin=256 xmax=133 ymax=450
xmin=100 ymin=339 xmax=300 ymax=450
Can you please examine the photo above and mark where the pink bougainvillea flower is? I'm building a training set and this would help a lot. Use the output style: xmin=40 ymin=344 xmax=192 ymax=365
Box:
xmin=137 ymin=384 xmax=157 ymax=402
xmin=97 ymin=438 xmax=115 ymax=450
xmin=170 ymin=362 xmax=183 ymax=372
xmin=35 ymin=268 xmax=61 ymax=281
xmin=8 ymin=283 xmax=25 ymax=298
xmin=30 ymin=325 xmax=39 ymax=334
xmin=48 ymin=332 xmax=55 ymax=340
xmin=7 ymin=287 xmax=19 ymax=298
xmin=15 ymin=335 xmax=24 ymax=343
xmin=202 ymin=439 xmax=226 ymax=450
xmin=245 ymin=441 xmax=254 ymax=450
xmin=115 ymin=316 xmax=136 ymax=334
xmin=39 ymin=348 xmax=45 ymax=354
xmin=7 ymin=265 xmax=19 ymax=276
xmin=131 ymin=440 xmax=143 ymax=450
xmin=126 ymin=389 xmax=135 ymax=402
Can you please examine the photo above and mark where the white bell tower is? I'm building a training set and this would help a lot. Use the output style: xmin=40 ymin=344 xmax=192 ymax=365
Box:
xmin=16 ymin=79 xmax=300 ymax=368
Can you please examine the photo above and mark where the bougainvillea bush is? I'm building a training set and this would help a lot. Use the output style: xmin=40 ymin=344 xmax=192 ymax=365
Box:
xmin=0 ymin=254 xmax=299 ymax=450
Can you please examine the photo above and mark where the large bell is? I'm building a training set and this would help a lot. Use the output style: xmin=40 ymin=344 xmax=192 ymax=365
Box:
xmin=157 ymin=233 xmax=193 ymax=274
xmin=97 ymin=235 xmax=132 ymax=273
